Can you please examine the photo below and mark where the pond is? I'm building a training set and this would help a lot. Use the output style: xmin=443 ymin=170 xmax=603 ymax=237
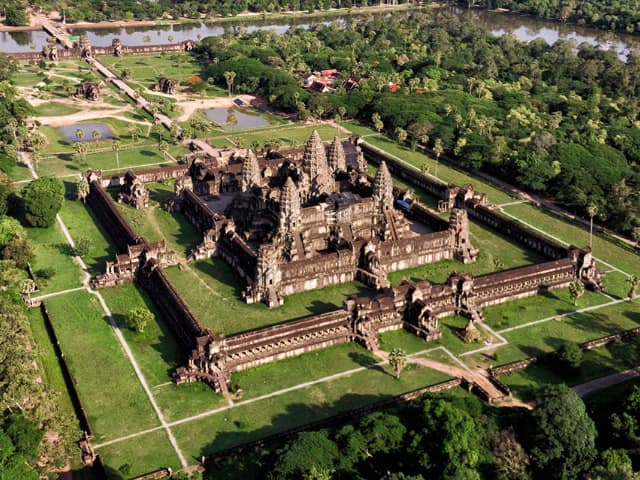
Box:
xmin=202 ymin=107 xmax=271 ymax=130
xmin=58 ymin=122 xmax=115 ymax=143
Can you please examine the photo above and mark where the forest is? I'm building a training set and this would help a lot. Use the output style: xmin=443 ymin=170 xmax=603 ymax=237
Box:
xmin=209 ymin=378 xmax=640 ymax=479
xmin=476 ymin=0 xmax=640 ymax=35
xmin=196 ymin=11 xmax=640 ymax=239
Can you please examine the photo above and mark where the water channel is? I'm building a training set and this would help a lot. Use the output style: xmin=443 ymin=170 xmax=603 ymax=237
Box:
xmin=1 ymin=8 xmax=638 ymax=60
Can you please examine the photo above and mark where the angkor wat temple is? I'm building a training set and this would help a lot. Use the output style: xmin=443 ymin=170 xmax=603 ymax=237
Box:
xmin=176 ymin=130 xmax=479 ymax=307
xmin=83 ymin=132 xmax=604 ymax=393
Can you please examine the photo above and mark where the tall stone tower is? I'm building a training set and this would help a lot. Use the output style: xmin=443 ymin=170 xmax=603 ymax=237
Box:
xmin=301 ymin=130 xmax=333 ymax=200
xmin=372 ymin=162 xmax=395 ymax=241
xmin=279 ymin=177 xmax=301 ymax=233
xmin=373 ymin=162 xmax=394 ymax=212
xmin=327 ymin=136 xmax=346 ymax=174
xmin=240 ymin=151 xmax=260 ymax=192
xmin=279 ymin=177 xmax=302 ymax=261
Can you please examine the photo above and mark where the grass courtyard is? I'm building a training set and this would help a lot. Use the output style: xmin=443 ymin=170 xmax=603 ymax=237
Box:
xmin=17 ymin=115 xmax=639 ymax=477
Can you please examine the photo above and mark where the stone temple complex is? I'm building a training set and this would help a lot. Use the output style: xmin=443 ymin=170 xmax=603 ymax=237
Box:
xmin=83 ymin=132 xmax=604 ymax=393
xmin=177 ymin=130 xmax=478 ymax=307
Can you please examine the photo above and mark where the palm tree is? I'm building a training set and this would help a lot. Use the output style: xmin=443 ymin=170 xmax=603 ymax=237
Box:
xmin=92 ymin=128 xmax=101 ymax=143
xmin=112 ymin=140 xmax=121 ymax=169
xmin=158 ymin=141 xmax=169 ymax=162
xmin=74 ymin=142 xmax=88 ymax=165
xmin=388 ymin=348 xmax=407 ymax=379
xmin=372 ymin=112 xmax=383 ymax=133
xmin=433 ymin=138 xmax=444 ymax=179
xmin=128 ymin=125 xmax=139 ymax=141
xmin=587 ymin=203 xmax=598 ymax=249
xmin=568 ymin=280 xmax=585 ymax=307
xmin=75 ymin=128 xmax=85 ymax=143
xmin=223 ymin=70 xmax=236 ymax=96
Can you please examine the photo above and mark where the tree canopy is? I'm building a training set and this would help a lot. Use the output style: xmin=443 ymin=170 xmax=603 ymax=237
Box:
xmin=21 ymin=177 xmax=65 ymax=228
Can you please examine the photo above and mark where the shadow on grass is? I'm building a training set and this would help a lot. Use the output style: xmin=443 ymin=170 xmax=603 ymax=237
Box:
xmin=348 ymin=351 xmax=387 ymax=376
xmin=139 ymin=150 xmax=157 ymax=157
xmin=198 ymin=393 xmax=386 ymax=461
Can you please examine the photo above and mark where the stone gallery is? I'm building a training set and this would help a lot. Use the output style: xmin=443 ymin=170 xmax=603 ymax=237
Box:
xmin=83 ymin=132 xmax=604 ymax=393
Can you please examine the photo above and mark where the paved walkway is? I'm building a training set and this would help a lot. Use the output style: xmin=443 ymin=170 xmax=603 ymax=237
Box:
xmin=574 ymin=366 xmax=640 ymax=398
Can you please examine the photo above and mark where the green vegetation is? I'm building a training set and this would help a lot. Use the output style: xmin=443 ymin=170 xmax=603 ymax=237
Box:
xmin=111 ymin=181 xmax=201 ymax=257
xmin=165 ymin=258 xmax=375 ymax=334
xmin=44 ymin=291 xmax=160 ymax=443
xmin=476 ymin=0 xmax=640 ymax=34
xmin=21 ymin=177 xmax=65 ymax=227
xmin=197 ymin=12 xmax=640 ymax=238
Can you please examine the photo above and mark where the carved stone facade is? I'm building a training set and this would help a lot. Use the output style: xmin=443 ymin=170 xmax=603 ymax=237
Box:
xmin=82 ymin=131 xmax=606 ymax=395
xmin=117 ymin=170 xmax=149 ymax=209
xmin=158 ymin=77 xmax=178 ymax=95
xmin=112 ymin=38 xmax=123 ymax=57
xmin=174 ymin=131 xmax=478 ymax=307
xmin=75 ymin=82 xmax=101 ymax=102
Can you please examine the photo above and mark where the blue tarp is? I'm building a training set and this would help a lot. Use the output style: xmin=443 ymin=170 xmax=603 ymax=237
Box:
xmin=233 ymin=98 xmax=245 ymax=106
xmin=395 ymin=200 xmax=411 ymax=210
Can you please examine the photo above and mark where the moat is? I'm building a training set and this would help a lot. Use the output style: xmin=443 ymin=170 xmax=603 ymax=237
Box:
xmin=1 ymin=8 xmax=638 ymax=59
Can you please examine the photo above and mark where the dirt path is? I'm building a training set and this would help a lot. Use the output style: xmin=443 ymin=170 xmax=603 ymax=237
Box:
xmin=574 ymin=366 xmax=640 ymax=398
xmin=176 ymin=95 xmax=256 ymax=122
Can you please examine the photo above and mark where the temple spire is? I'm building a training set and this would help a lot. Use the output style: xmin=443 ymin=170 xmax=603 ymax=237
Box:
xmin=327 ymin=136 xmax=346 ymax=174
xmin=240 ymin=150 xmax=260 ymax=191
xmin=279 ymin=177 xmax=301 ymax=232
xmin=373 ymin=161 xmax=394 ymax=212
xmin=301 ymin=130 xmax=332 ymax=198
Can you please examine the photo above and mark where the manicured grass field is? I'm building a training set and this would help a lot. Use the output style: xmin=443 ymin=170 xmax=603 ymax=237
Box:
xmin=340 ymin=121 xmax=514 ymax=205
xmin=44 ymin=291 xmax=160 ymax=443
xmin=96 ymin=429 xmax=181 ymax=479
xmin=26 ymin=307 xmax=79 ymax=425
xmin=33 ymin=102 xmax=82 ymax=116
xmin=465 ymin=299 xmax=640 ymax=368
xmin=171 ymin=361 xmax=450 ymax=461
xmin=111 ymin=181 xmax=201 ymax=258
xmin=502 ymin=335 xmax=640 ymax=401
xmin=165 ymin=258 xmax=375 ymax=334
xmin=59 ymin=196 xmax=117 ymax=275
xmin=26 ymin=222 xmax=84 ymax=295
xmin=99 ymin=52 xmax=203 ymax=87
xmin=501 ymin=203 xmax=640 ymax=278
xmin=202 ymin=123 xmax=344 ymax=149
xmin=482 ymin=288 xmax=610 ymax=330
xmin=37 ymin=143 xmax=187 ymax=178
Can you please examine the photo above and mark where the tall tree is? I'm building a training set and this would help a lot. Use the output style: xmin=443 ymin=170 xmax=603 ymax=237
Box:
xmin=527 ymin=384 xmax=597 ymax=479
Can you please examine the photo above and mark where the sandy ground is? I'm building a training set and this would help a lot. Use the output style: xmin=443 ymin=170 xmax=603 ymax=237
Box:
xmin=175 ymin=94 xmax=256 ymax=122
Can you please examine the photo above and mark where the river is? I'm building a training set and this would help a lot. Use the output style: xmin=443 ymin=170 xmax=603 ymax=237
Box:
xmin=1 ymin=8 xmax=638 ymax=60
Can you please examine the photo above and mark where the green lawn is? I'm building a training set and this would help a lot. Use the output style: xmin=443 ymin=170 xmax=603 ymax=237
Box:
xmin=27 ymin=307 xmax=79 ymax=426
xmin=99 ymin=52 xmax=203 ymax=86
xmin=200 ymin=123 xmax=344 ymax=149
xmin=502 ymin=335 xmax=640 ymax=401
xmin=59 ymin=196 xmax=117 ymax=275
xmin=37 ymin=143 xmax=187 ymax=178
xmin=501 ymin=203 xmax=640 ymax=278
xmin=379 ymin=328 xmax=434 ymax=354
xmin=33 ymin=102 xmax=82 ymax=116
xmin=164 ymin=259 xmax=375 ymax=335
xmin=171 ymin=361 xmax=450 ymax=461
xmin=465 ymin=299 xmax=640 ymax=368
xmin=110 ymin=181 xmax=201 ymax=258
xmin=483 ymin=288 xmax=610 ymax=331
xmin=44 ymin=291 xmax=160 ymax=443
xmin=96 ymin=429 xmax=181 ymax=480
xmin=26 ymin=222 xmax=84 ymax=295
xmin=340 ymin=121 xmax=514 ymax=205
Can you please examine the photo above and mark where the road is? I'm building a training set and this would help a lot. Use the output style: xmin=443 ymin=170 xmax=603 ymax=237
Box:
xmin=574 ymin=366 xmax=640 ymax=398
